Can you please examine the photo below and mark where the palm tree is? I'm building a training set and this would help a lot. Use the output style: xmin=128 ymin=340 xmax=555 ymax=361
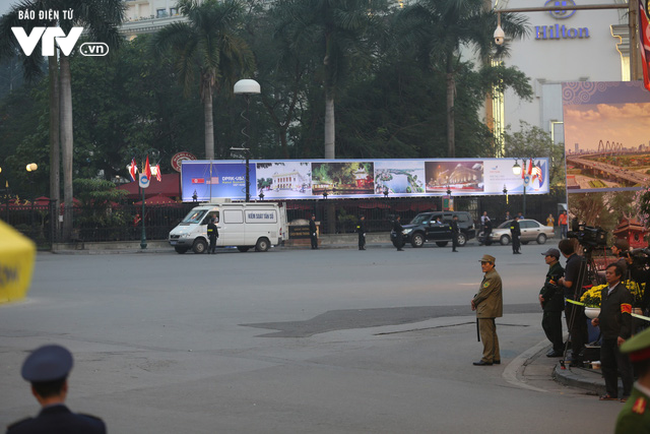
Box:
xmin=153 ymin=0 xmax=254 ymax=160
xmin=398 ymin=0 xmax=528 ymax=157
xmin=275 ymin=0 xmax=387 ymax=159
xmin=0 ymin=0 xmax=125 ymax=241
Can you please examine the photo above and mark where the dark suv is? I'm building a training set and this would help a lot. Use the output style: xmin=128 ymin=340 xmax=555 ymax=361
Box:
xmin=400 ymin=211 xmax=476 ymax=248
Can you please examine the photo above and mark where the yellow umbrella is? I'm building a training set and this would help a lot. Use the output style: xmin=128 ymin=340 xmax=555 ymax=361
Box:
xmin=0 ymin=219 xmax=36 ymax=303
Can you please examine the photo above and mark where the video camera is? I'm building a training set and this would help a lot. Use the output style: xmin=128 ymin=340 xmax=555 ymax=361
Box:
xmin=567 ymin=224 xmax=607 ymax=249
xmin=622 ymin=247 xmax=650 ymax=268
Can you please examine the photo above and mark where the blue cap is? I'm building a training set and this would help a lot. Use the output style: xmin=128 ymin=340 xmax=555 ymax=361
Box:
xmin=21 ymin=345 xmax=73 ymax=383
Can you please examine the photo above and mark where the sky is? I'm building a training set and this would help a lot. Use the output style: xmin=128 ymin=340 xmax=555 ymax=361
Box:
xmin=0 ymin=0 xmax=14 ymax=17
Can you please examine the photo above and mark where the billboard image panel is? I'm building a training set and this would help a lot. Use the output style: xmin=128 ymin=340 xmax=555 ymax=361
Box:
xmin=425 ymin=161 xmax=484 ymax=192
xmin=311 ymin=162 xmax=374 ymax=196
xmin=562 ymin=81 xmax=650 ymax=192
xmin=181 ymin=161 xmax=256 ymax=201
xmin=255 ymin=162 xmax=312 ymax=199
xmin=374 ymin=161 xmax=425 ymax=195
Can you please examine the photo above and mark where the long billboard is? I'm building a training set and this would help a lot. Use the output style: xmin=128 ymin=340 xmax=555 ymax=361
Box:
xmin=180 ymin=158 xmax=550 ymax=202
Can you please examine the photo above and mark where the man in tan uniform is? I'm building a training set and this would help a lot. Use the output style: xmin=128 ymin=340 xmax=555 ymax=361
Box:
xmin=471 ymin=254 xmax=503 ymax=366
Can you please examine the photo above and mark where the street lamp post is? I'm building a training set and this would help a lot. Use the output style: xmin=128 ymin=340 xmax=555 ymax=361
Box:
xmin=233 ymin=79 xmax=261 ymax=203
xmin=511 ymin=159 xmax=526 ymax=217
xmin=26 ymin=163 xmax=38 ymax=231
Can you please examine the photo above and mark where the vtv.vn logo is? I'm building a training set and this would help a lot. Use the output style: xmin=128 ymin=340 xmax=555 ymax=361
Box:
xmin=11 ymin=27 xmax=109 ymax=57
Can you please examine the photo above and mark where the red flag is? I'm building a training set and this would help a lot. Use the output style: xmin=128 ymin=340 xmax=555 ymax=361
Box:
xmin=155 ymin=164 xmax=162 ymax=182
xmin=144 ymin=156 xmax=151 ymax=181
xmin=640 ymin=0 xmax=650 ymax=91
xmin=129 ymin=158 xmax=137 ymax=182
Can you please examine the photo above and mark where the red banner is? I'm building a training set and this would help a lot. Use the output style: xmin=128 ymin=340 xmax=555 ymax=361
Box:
xmin=641 ymin=0 xmax=650 ymax=91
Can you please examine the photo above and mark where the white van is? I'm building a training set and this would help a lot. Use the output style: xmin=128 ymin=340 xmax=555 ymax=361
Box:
xmin=168 ymin=202 xmax=287 ymax=254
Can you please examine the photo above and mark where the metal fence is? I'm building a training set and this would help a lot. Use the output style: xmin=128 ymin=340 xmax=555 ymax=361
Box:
xmin=3 ymin=193 xmax=564 ymax=249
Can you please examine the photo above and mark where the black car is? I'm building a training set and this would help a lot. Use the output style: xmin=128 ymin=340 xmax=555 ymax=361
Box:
xmin=400 ymin=211 xmax=476 ymax=248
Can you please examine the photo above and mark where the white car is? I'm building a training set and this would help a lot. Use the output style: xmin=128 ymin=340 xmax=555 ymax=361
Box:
xmin=487 ymin=219 xmax=554 ymax=245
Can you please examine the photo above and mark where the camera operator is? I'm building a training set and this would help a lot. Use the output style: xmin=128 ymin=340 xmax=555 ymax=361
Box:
xmin=557 ymin=239 xmax=589 ymax=366
xmin=611 ymin=239 xmax=631 ymax=280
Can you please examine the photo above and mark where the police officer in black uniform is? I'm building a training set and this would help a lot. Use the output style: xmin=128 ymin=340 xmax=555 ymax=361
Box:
xmin=451 ymin=214 xmax=460 ymax=252
xmin=392 ymin=215 xmax=404 ymax=251
xmin=7 ymin=344 xmax=106 ymax=434
xmin=510 ymin=216 xmax=521 ymax=254
xmin=207 ymin=217 xmax=218 ymax=254
xmin=356 ymin=215 xmax=366 ymax=250
xmin=309 ymin=215 xmax=318 ymax=249
xmin=539 ymin=248 xmax=565 ymax=357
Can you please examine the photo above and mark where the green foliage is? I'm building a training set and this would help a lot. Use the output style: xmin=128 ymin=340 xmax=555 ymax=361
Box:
xmin=73 ymin=178 xmax=129 ymax=229
xmin=503 ymin=122 xmax=565 ymax=191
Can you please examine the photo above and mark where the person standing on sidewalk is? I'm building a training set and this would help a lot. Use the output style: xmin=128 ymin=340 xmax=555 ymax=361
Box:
xmin=471 ymin=254 xmax=503 ymax=366
xmin=309 ymin=215 xmax=318 ymax=250
xmin=558 ymin=211 xmax=568 ymax=239
xmin=558 ymin=239 xmax=588 ymax=367
xmin=207 ymin=217 xmax=218 ymax=254
xmin=392 ymin=215 xmax=404 ymax=251
xmin=451 ymin=215 xmax=460 ymax=252
xmin=356 ymin=216 xmax=366 ymax=250
xmin=592 ymin=263 xmax=634 ymax=402
xmin=539 ymin=248 xmax=565 ymax=357
xmin=616 ymin=326 xmax=650 ymax=432
xmin=510 ymin=216 xmax=521 ymax=254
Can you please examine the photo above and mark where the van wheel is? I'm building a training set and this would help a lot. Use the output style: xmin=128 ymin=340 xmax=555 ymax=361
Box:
xmin=411 ymin=233 xmax=424 ymax=248
xmin=192 ymin=239 xmax=208 ymax=254
xmin=457 ymin=233 xmax=467 ymax=247
xmin=500 ymin=235 xmax=511 ymax=245
xmin=255 ymin=238 xmax=270 ymax=252
xmin=536 ymin=234 xmax=547 ymax=244
xmin=436 ymin=241 xmax=448 ymax=247
xmin=175 ymin=247 xmax=189 ymax=254
xmin=237 ymin=246 xmax=250 ymax=252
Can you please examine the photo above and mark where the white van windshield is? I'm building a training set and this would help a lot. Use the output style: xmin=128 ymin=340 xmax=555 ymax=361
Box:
xmin=182 ymin=210 xmax=207 ymax=224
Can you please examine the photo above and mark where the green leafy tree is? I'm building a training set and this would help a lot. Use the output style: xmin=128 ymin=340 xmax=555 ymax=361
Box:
xmin=503 ymin=121 xmax=565 ymax=192
xmin=275 ymin=0 xmax=388 ymax=159
xmin=397 ymin=0 xmax=530 ymax=157
xmin=152 ymin=0 xmax=254 ymax=160
xmin=0 ymin=0 xmax=125 ymax=241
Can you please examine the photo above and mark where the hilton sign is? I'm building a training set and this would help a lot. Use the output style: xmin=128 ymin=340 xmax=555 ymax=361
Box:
xmin=536 ymin=0 xmax=590 ymax=41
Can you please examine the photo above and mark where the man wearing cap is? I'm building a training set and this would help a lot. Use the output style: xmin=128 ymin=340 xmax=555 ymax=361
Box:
xmin=616 ymin=327 xmax=650 ymax=433
xmin=450 ymin=215 xmax=460 ymax=253
xmin=471 ymin=254 xmax=503 ymax=366
xmin=539 ymin=248 xmax=565 ymax=357
xmin=592 ymin=262 xmax=634 ymax=402
xmin=7 ymin=344 xmax=106 ymax=433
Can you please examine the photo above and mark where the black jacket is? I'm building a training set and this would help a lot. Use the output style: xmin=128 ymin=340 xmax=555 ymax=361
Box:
xmin=540 ymin=261 xmax=565 ymax=312
xmin=207 ymin=221 xmax=218 ymax=238
xmin=510 ymin=220 xmax=521 ymax=236
xmin=7 ymin=405 xmax=106 ymax=434
xmin=598 ymin=282 xmax=634 ymax=340
xmin=356 ymin=220 xmax=366 ymax=234
xmin=309 ymin=219 xmax=317 ymax=235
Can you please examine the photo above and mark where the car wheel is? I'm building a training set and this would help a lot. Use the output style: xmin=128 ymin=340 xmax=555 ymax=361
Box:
xmin=192 ymin=239 xmax=208 ymax=254
xmin=436 ymin=241 xmax=449 ymax=247
xmin=536 ymin=234 xmax=547 ymax=244
xmin=477 ymin=231 xmax=484 ymax=245
xmin=174 ymin=247 xmax=188 ymax=254
xmin=411 ymin=233 xmax=424 ymax=248
xmin=255 ymin=238 xmax=270 ymax=252
xmin=237 ymin=246 xmax=250 ymax=252
xmin=500 ymin=235 xmax=511 ymax=246
xmin=457 ymin=233 xmax=467 ymax=247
